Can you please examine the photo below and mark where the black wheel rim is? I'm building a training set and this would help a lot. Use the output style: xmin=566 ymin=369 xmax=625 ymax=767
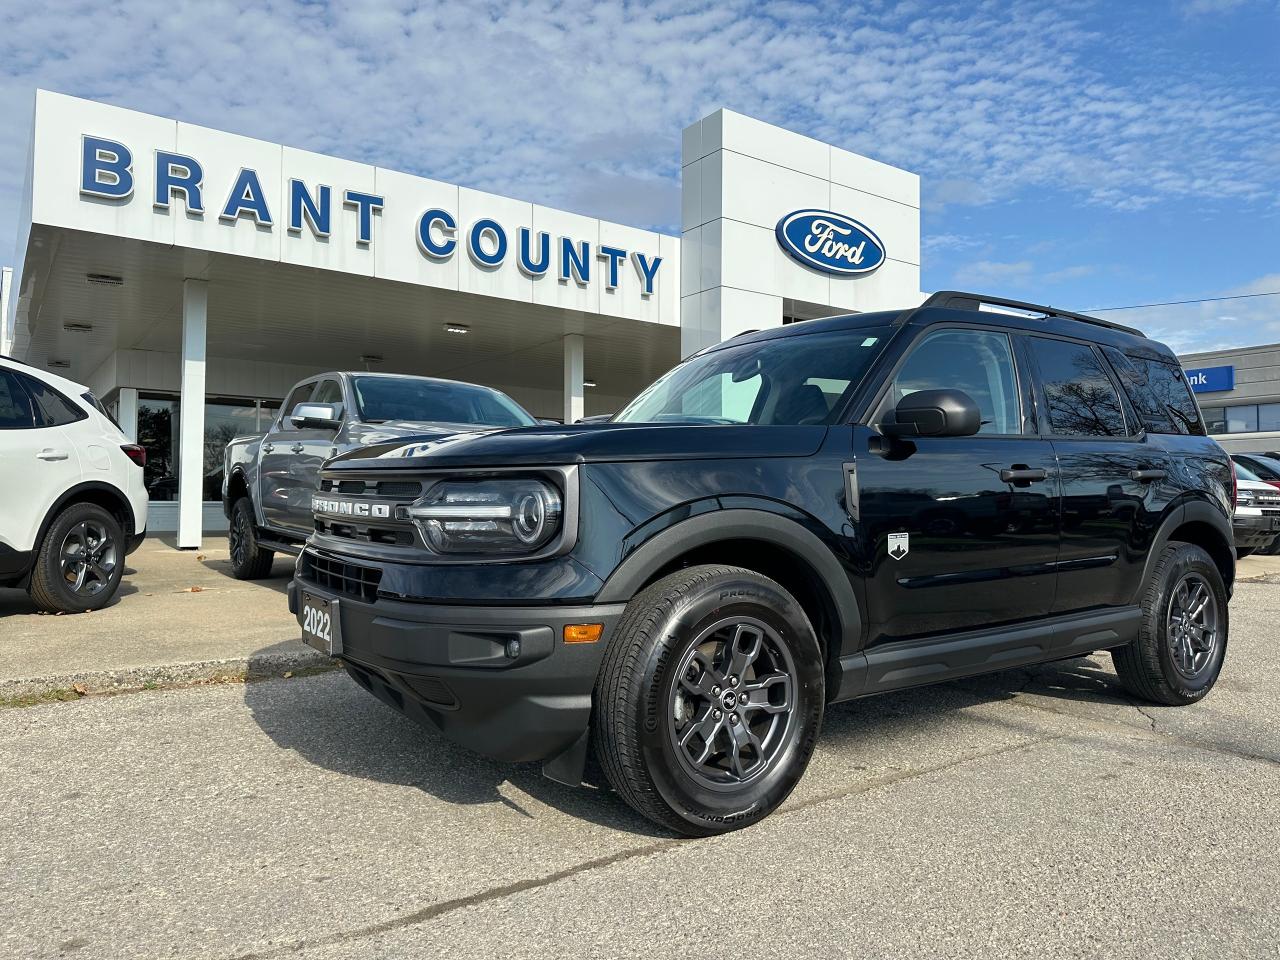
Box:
xmin=60 ymin=520 xmax=117 ymax=597
xmin=667 ymin=616 xmax=797 ymax=789
xmin=230 ymin=508 xmax=249 ymax=566
xmin=1167 ymin=572 xmax=1219 ymax=680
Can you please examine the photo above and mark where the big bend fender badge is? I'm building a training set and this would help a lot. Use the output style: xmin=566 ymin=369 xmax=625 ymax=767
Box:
xmin=888 ymin=533 xmax=909 ymax=560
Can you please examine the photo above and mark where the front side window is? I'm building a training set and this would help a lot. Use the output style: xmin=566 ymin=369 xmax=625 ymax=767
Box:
xmin=0 ymin=369 xmax=36 ymax=429
xmin=614 ymin=326 xmax=895 ymax=425
xmin=1029 ymin=337 xmax=1127 ymax=438
xmin=279 ymin=382 xmax=317 ymax=426
xmin=879 ymin=328 xmax=1022 ymax=435
xmin=311 ymin=379 xmax=344 ymax=408
xmin=352 ymin=377 xmax=535 ymax=428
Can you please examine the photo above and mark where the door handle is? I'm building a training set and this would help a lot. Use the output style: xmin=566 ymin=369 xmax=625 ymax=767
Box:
xmin=262 ymin=443 xmax=274 ymax=454
xmin=290 ymin=444 xmax=305 ymax=454
xmin=1000 ymin=467 xmax=1047 ymax=483
xmin=1129 ymin=468 xmax=1167 ymax=483
xmin=37 ymin=448 xmax=69 ymax=461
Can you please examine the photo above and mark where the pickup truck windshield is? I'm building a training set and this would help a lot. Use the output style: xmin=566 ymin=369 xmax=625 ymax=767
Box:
xmin=614 ymin=326 xmax=894 ymax=425
xmin=351 ymin=376 xmax=536 ymax=427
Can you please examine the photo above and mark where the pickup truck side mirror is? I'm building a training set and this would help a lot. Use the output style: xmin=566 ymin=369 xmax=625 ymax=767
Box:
xmin=290 ymin=402 xmax=342 ymax=431
xmin=881 ymin=389 xmax=981 ymax=438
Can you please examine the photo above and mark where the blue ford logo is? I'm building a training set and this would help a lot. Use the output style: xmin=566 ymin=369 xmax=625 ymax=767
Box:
xmin=775 ymin=209 xmax=886 ymax=276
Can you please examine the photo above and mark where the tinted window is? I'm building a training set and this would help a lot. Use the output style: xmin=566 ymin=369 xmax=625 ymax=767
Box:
xmin=81 ymin=390 xmax=120 ymax=428
xmin=884 ymin=328 xmax=1021 ymax=435
xmin=311 ymin=379 xmax=343 ymax=407
xmin=615 ymin=326 xmax=894 ymax=425
xmin=1029 ymin=338 xmax=1127 ymax=437
xmin=0 ymin=369 xmax=36 ymax=429
xmin=352 ymin=377 xmax=535 ymax=428
xmin=279 ymin=382 xmax=316 ymax=426
xmin=1103 ymin=348 xmax=1203 ymax=435
xmin=19 ymin=373 xmax=88 ymax=427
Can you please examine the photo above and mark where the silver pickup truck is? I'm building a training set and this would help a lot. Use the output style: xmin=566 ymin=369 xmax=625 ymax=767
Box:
xmin=221 ymin=371 xmax=538 ymax=578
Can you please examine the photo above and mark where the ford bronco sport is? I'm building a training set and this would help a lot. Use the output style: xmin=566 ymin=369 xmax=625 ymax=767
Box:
xmin=290 ymin=291 xmax=1234 ymax=835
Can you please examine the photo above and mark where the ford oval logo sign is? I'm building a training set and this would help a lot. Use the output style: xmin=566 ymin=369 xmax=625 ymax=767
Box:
xmin=775 ymin=209 xmax=886 ymax=276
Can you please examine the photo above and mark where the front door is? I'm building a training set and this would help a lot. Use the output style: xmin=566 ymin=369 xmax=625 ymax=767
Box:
xmin=288 ymin=378 xmax=345 ymax=533
xmin=259 ymin=379 xmax=317 ymax=534
xmin=854 ymin=325 xmax=1061 ymax=646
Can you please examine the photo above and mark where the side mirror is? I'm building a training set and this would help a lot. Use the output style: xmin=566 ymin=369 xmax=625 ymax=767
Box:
xmin=576 ymin=413 xmax=614 ymax=424
xmin=291 ymin=402 xmax=342 ymax=431
xmin=537 ymin=418 xmax=562 ymax=426
xmin=882 ymin=389 xmax=981 ymax=438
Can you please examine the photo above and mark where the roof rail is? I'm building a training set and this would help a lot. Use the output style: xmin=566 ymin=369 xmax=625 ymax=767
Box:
xmin=914 ymin=290 xmax=1145 ymax=337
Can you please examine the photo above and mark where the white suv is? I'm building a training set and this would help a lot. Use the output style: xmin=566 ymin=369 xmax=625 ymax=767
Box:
xmin=0 ymin=357 xmax=148 ymax=612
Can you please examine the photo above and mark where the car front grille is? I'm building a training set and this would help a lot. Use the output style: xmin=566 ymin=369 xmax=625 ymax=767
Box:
xmin=319 ymin=477 xmax=423 ymax=497
xmin=299 ymin=550 xmax=382 ymax=602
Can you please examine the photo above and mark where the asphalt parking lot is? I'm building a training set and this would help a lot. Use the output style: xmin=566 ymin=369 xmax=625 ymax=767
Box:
xmin=2 ymin=543 xmax=1279 ymax=959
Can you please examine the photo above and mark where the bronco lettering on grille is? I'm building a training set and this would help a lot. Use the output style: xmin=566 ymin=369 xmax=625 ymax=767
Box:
xmin=312 ymin=496 xmax=392 ymax=519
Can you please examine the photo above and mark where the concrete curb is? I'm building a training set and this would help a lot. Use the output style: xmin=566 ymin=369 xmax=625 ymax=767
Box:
xmin=0 ymin=648 xmax=338 ymax=699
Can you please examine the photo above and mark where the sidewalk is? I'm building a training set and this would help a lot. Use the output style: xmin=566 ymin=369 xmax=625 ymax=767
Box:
xmin=0 ymin=535 xmax=330 ymax=697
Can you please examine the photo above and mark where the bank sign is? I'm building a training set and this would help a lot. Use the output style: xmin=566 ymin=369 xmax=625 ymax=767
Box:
xmin=775 ymin=209 xmax=886 ymax=276
xmin=1183 ymin=365 xmax=1234 ymax=394
xmin=78 ymin=135 xmax=663 ymax=296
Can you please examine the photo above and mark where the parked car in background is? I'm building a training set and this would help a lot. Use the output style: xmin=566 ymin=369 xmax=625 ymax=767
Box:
xmin=1231 ymin=453 xmax=1280 ymax=491
xmin=222 ymin=372 xmax=538 ymax=579
xmin=0 ymin=356 xmax=147 ymax=612
xmin=1231 ymin=459 xmax=1280 ymax=558
xmin=289 ymin=291 xmax=1235 ymax=835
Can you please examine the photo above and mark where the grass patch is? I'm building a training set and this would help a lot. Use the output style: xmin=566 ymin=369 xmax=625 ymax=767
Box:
xmin=1 ymin=688 xmax=86 ymax=708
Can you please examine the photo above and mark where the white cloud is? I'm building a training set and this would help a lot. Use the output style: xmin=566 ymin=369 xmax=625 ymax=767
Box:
xmin=1094 ymin=274 xmax=1280 ymax=354
xmin=951 ymin=259 xmax=1034 ymax=286
xmin=0 ymin=0 xmax=1276 ymax=267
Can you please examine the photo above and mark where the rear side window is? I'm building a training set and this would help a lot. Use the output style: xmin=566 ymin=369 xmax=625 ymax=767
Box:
xmin=1028 ymin=337 xmax=1127 ymax=438
xmin=17 ymin=373 xmax=88 ymax=427
xmin=1102 ymin=347 xmax=1204 ymax=436
xmin=0 ymin=369 xmax=36 ymax=429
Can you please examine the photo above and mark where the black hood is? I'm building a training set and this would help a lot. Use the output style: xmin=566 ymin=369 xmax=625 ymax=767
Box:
xmin=326 ymin=422 xmax=829 ymax=470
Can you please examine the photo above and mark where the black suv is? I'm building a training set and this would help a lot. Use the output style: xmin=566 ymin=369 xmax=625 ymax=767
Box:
xmin=289 ymin=291 xmax=1234 ymax=835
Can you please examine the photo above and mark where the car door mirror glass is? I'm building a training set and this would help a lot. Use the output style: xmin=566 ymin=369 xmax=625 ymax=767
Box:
xmin=883 ymin=389 xmax=981 ymax=438
xmin=290 ymin=402 xmax=342 ymax=430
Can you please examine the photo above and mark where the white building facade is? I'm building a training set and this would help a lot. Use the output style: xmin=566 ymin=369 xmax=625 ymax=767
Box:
xmin=9 ymin=91 xmax=923 ymax=545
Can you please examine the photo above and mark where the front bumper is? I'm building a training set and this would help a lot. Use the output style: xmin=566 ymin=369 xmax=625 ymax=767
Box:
xmin=1232 ymin=513 xmax=1280 ymax=550
xmin=288 ymin=576 xmax=624 ymax=768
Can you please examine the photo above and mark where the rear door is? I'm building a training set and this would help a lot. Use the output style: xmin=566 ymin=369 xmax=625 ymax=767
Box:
xmin=258 ymin=379 xmax=317 ymax=533
xmin=1024 ymin=335 xmax=1173 ymax=612
xmin=0 ymin=368 xmax=86 ymax=556
xmin=855 ymin=325 xmax=1060 ymax=645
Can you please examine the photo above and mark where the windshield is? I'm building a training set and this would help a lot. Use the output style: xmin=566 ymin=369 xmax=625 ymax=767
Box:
xmin=1234 ymin=460 xmax=1263 ymax=483
xmin=614 ymin=326 xmax=895 ymax=425
xmin=352 ymin=376 xmax=536 ymax=428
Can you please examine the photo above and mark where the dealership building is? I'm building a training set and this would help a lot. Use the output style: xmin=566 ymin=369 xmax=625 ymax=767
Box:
xmin=1178 ymin=345 xmax=1280 ymax=453
xmin=4 ymin=91 xmax=922 ymax=545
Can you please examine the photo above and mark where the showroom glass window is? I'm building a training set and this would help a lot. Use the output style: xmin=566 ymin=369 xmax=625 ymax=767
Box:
xmin=137 ymin=394 xmax=283 ymax=501
xmin=1028 ymin=338 xmax=1127 ymax=437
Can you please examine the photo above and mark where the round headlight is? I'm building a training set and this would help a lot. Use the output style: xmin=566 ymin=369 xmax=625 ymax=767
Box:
xmin=513 ymin=490 xmax=548 ymax=544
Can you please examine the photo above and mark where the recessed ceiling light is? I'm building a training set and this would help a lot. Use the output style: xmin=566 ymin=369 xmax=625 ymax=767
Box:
xmin=583 ymin=378 xmax=597 ymax=388
xmin=62 ymin=322 xmax=94 ymax=333
xmin=443 ymin=323 xmax=470 ymax=334
xmin=85 ymin=273 xmax=124 ymax=286
xmin=47 ymin=359 xmax=70 ymax=369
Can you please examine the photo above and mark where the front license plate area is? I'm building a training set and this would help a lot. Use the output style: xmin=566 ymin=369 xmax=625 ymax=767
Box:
xmin=301 ymin=591 xmax=343 ymax=656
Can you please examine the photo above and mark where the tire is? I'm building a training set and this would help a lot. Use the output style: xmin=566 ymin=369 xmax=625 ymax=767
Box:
xmin=593 ymin=564 xmax=824 ymax=836
xmin=29 ymin=502 xmax=125 ymax=613
xmin=228 ymin=497 xmax=274 ymax=580
xmin=1236 ymin=547 xmax=1255 ymax=559
xmin=1112 ymin=543 xmax=1228 ymax=706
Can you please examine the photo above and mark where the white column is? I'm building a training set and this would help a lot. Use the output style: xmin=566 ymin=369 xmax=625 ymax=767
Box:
xmin=563 ymin=333 xmax=585 ymax=424
xmin=177 ymin=279 xmax=208 ymax=549
xmin=117 ymin=387 xmax=139 ymax=443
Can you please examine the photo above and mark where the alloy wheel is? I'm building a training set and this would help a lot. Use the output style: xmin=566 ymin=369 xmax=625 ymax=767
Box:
xmin=1166 ymin=572 xmax=1219 ymax=679
xmin=60 ymin=520 xmax=118 ymax=597
xmin=230 ymin=508 xmax=250 ymax=566
xmin=668 ymin=617 xmax=797 ymax=788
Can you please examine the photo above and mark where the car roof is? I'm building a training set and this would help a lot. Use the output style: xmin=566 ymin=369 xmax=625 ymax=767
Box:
xmin=698 ymin=290 xmax=1172 ymax=361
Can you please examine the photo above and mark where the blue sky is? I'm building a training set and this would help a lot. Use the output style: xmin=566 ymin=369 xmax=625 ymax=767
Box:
xmin=0 ymin=0 xmax=1277 ymax=352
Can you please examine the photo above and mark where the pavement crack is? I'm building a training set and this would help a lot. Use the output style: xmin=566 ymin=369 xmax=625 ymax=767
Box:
xmin=223 ymin=736 xmax=1060 ymax=960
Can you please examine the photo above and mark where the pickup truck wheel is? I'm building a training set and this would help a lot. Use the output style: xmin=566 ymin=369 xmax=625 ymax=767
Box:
xmin=1112 ymin=543 xmax=1227 ymax=706
xmin=29 ymin=502 xmax=125 ymax=613
xmin=228 ymin=498 xmax=274 ymax=580
xmin=593 ymin=564 xmax=824 ymax=836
